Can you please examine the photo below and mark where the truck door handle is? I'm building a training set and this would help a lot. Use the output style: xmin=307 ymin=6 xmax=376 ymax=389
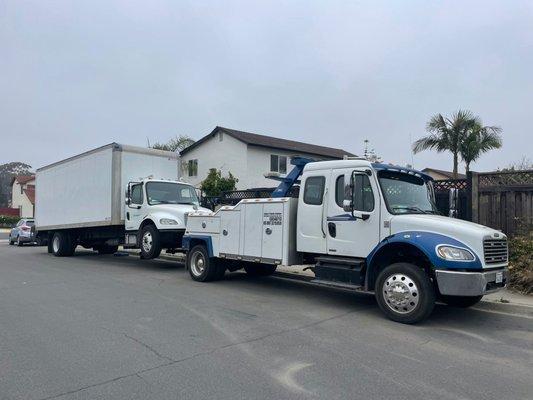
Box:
xmin=328 ymin=222 xmax=336 ymax=238
xmin=265 ymin=228 xmax=272 ymax=235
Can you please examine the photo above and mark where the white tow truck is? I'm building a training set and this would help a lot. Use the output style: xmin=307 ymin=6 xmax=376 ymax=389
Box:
xmin=35 ymin=143 xmax=210 ymax=258
xmin=183 ymin=157 xmax=509 ymax=323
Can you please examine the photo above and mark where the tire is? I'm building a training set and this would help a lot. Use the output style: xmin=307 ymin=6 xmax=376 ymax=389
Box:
xmin=440 ymin=295 xmax=483 ymax=308
xmin=139 ymin=225 xmax=161 ymax=259
xmin=95 ymin=245 xmax=119 ymax=255
xmin=375 ymin=263 xmax=436 ymax=324
xmin=187 ymin=245 xmax=224 ymax=282
xmin=9 ymin=237 xmax=14 ymax=245
xmin=51 ymin=231 xmax=75 ymax=257
xmin=244 ymin=263 xmax=277 ymax=277
xmin=17 ymin=236 xmax=23 ymax=246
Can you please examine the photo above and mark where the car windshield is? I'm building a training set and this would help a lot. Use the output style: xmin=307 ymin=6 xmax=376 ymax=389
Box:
xmin=378 ymin=171 xmax=439 ymax=215
xmin=146 ymin=182 xmax=199 ymax=206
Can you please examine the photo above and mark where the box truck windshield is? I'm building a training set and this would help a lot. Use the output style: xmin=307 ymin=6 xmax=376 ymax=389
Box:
xmin=146 ymin=182 xmax=199 ymax=206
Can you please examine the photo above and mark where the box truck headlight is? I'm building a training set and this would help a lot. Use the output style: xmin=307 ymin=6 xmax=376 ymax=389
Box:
xmin=436 ymin=245 xmax=475 ymax=261
xmin=160 ymin=218 xmax=179 ymax=225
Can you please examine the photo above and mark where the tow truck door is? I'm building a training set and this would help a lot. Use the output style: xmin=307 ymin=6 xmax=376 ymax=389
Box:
xmin=326 ymin=168 xmax=380 ymax=257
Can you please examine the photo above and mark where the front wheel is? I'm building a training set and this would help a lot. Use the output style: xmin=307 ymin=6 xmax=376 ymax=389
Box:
xmin=375 ymin=263 xmax=436 ymax=324
xmin=139 ymin=225 xmax=162 ymax=259
xmin=51 ymin=231 xmax=75 ymax=257
xmin=440 ymin=295 xmax=483 ymax=308
xmin=187 ymin=245 xmax=225 ymax=282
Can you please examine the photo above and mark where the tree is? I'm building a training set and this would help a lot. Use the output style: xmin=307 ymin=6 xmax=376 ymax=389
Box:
xmin=151 ymin=135 xmax=195 ymax=153
xmin=460 ymin=122 xmax=502 ymax=174
xmin=413 ymin=110 xmax=477 ymax=179
xmin=200 ymin=169 xmax=238 ymax=197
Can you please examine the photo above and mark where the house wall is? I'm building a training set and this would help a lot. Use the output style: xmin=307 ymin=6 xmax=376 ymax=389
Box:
xmin=180 ymin=133 xmax=249 ymax=189
xmin=11 ymin=179 xmax=35 ymax=217
xmin=245 ymin=145 xmax=331 ymax=189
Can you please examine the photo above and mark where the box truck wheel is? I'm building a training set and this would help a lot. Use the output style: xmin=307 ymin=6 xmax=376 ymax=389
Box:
xmin=51 ymin=231 xmax=74 ymax=257
xmin=244 ymin=263 xmax=277 ymax=277
xmin=375 ymin=263 xmax=435 ymax=324
xmin=139 ymin=225 xmax=161 ymax=259
xmin=187 ymin=245 xmax=225 ymax=282
xmin=440 ymin=295 xmax=483 ymax=308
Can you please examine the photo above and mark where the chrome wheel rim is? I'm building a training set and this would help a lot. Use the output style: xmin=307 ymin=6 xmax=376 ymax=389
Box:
xmin=142 ymin=232 xmax=152 ymax=253
xmin=383 ymin=273 xmax=419 ymax=314
xmin=52 ymin=236 xmax=60 ymax=253
xmin=190 ymin=251 xmax=206 ymax=277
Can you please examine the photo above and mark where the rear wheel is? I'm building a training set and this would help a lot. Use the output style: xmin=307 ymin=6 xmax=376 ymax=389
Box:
xmin=139 ymin=225 xmax=161 ymax=259
xmin=375 ymin=263 xmax=436 ymax=324
xmin=440 ymin=295 xmax=483 ymax=308
xmin=16 ymin=236 xmax=23 ymax=246
xmin=244 ymin=263 xmax=277 ymax=277
xmin=51 ymin=231 xmax=75 ymax=257
xmin=187 ymin=245 xmax=224 ymax=282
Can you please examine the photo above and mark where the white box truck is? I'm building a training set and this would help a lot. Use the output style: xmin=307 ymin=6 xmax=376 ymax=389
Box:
xmin=35 ymin=143 xmax=210 ymax=258
xmin=183 ymin=157 xmax=509 ymax=323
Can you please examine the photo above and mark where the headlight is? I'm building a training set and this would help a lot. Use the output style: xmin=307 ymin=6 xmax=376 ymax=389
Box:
xmin=436 ymin=245 xmax=475 ymax=261
xmin=160 ymin=218 xmax=178 ymax=225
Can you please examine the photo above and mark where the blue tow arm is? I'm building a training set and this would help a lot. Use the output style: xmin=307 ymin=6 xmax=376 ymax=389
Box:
xmin=271 ymin=157 xmax=315 ymax=198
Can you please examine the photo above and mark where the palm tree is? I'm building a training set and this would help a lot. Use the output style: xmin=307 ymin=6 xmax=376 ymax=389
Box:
xmin=460 ymin=123 xmax=502 ymax=174
xmin=152 ymin=135 xmax=195 ymax=152
xmin=412 ymin=110 xmax=477 ymax=179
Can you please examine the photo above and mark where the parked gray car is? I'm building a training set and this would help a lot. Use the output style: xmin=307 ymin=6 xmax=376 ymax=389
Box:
xmin=9 ymin=219 xmax=36 ymax=246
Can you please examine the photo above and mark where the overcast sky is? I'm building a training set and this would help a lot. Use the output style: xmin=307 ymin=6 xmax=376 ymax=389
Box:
xmin=1 ymin=0 xmax=532 ymax=174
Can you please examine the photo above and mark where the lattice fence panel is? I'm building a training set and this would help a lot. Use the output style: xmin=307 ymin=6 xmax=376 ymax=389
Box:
xmin=433 ymin=179 xmax=468 ymax=192
xmin=478 ymin=170 xmax=533 ymax=188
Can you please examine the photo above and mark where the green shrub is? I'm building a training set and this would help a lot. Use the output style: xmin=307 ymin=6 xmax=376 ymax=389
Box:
xmin=508 ymin=233 xmax=533 ymax=295
xmin=200 ymin=169 xmax=238 ymax=197
xmin=0 ymin=215 xmax=19 ymax=228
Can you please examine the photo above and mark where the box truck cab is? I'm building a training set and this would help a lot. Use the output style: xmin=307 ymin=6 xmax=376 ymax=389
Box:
xmin=183 ymin=158 xmax=509 ymax=324
xmin=124 ymin=178 xmax=204 ymax=259
xmin=35 ymin=143 xmax=209 ymax=259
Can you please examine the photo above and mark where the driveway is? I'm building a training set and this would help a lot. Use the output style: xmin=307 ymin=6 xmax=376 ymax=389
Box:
xmin=0 ymin=244 xmax=531 ymax=400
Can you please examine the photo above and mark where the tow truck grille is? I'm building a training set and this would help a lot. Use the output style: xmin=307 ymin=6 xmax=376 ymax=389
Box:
xmin=483 ymin=238 xmax=508 ymax=264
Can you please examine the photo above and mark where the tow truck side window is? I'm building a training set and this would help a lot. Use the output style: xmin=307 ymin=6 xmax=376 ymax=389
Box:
xmin=304 ymin=176 xmax=325 ymax=205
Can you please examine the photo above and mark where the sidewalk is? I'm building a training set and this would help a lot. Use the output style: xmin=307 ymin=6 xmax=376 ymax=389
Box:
xmin=122 ymin=249 xmax=532 ymax=309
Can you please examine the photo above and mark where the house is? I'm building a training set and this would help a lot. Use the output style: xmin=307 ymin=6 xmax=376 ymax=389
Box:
xmin=421 ymin=168 xmax=466 ymax=180
xmin=179 ymin=126 xmax=355 ymax=190
xmin=11 ymin=175 xmax=35 ymax=217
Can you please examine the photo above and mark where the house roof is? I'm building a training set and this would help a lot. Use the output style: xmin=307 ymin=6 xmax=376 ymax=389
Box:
xmin=421 ymin=168 xmax=466 ymax=179
xmin=11 ymin=175 xmax=35 ymax=186
xmin=24 ymin=186 xmax=35 ymax=205
xmin=180 ymin=126 xmax=356 ymax=159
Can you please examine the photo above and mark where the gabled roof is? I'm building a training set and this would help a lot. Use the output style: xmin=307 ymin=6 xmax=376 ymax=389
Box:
xmin=11 ymin=175 xmax=35 ymax=186
xmin=180 ymin=126 xmax=356 ymax=159
xmin=23 ymin=186 xmax=35 ymax=205
xmin=421 ymin=168 xmax=466 ymax=179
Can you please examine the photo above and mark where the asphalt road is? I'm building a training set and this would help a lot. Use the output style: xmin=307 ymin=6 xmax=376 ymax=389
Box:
xmin=0 ymin=244 xmax=532 ymax=400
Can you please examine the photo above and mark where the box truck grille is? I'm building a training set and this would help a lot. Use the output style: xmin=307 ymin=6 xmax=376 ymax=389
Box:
xmin=483 ymin=239 xmax=508 ymax=264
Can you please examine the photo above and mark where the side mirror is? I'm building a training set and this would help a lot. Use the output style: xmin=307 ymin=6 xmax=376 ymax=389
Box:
xmin=125 ymin=188 xmax=131 ymax=205
xmin=448 ymin=188 xmax=458 ymax=218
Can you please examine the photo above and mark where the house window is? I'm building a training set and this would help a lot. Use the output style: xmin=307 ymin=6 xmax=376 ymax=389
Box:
xmin=188 ymin=159 xmax=198 ymax=177
xmin=303 ymin=176 xmax=325 ymax=205
xmin=270 ymin=155 xmax=287 ymax=174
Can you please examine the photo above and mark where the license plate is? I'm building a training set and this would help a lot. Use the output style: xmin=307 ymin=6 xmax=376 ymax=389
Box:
xmin=495 ymin=272 xmax=503 ymax=284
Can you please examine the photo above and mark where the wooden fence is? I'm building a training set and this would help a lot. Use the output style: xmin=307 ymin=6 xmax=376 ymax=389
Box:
xmin=434 ymin=170 xmax=533 ymax=236
xmin=471 ymin=170 xmax=533 ymax=236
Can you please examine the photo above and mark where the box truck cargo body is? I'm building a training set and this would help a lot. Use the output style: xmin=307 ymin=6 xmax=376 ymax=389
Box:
xmin=36 ymin=143 xmax=208 ymax=258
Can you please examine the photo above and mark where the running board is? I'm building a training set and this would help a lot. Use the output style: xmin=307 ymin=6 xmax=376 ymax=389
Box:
xmin=272 ymin=271 xmax=366 ymax=292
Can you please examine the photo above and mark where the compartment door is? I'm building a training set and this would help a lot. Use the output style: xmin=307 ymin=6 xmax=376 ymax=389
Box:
xmin=262 ymin=203 xmax=284 ymax=261
xmin=219 ymin=211 xmax=240 ymax=256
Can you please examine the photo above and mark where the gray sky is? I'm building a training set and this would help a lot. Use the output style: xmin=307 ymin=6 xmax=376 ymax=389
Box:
xmin=1 ymin=0 xmax=532 ymax=173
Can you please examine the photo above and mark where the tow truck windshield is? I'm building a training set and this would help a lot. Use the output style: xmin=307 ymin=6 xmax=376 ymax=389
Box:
xmin=378 ymin=170 xmax=439 ymax=215
xmin=146 ymin=182 xmax=199 ymax=206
